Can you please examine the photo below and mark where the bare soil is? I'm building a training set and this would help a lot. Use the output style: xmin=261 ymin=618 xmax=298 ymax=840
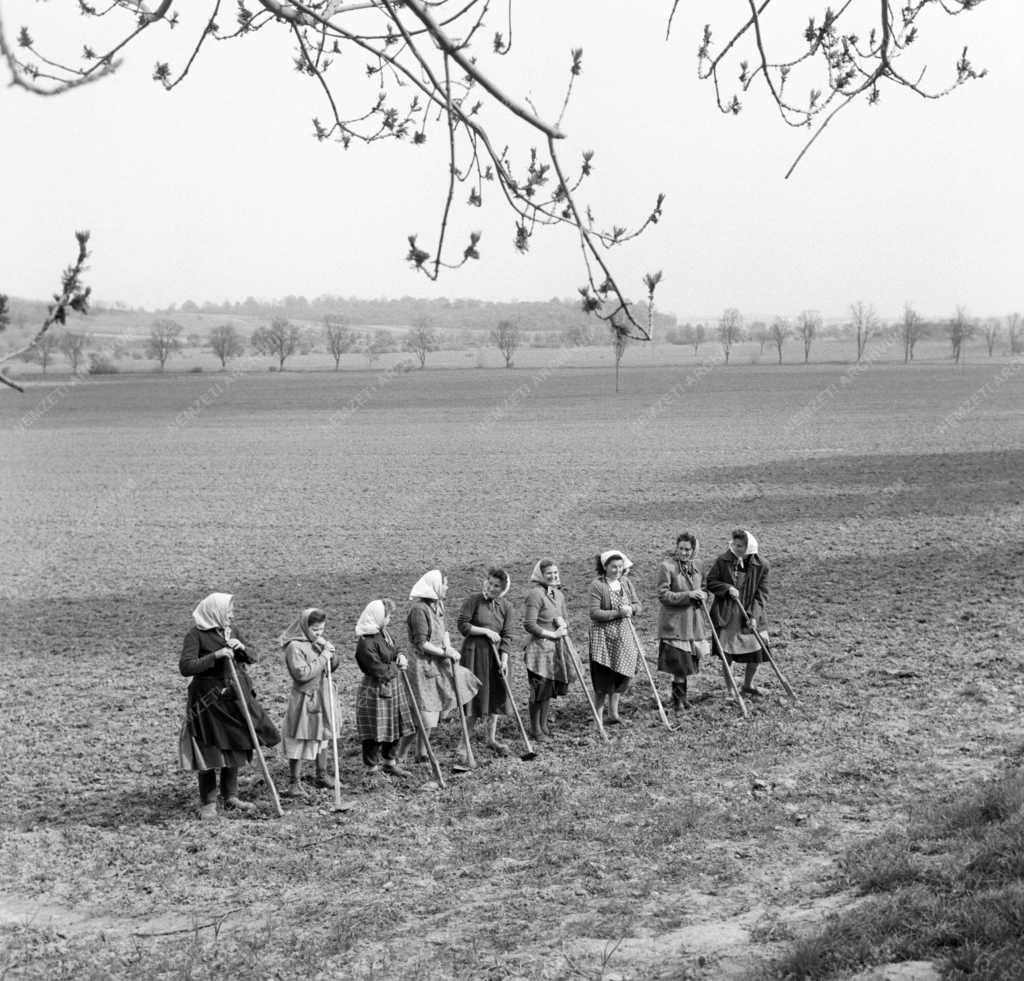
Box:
xmin=1 ymin=361 xmax=1021 ymax=979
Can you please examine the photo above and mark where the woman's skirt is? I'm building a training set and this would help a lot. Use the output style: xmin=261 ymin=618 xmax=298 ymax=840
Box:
xmin=178 ymin=726 xmax=252 ymax=771
xmin=355 ymin=676 xmax=415 ymax=743
xmin=527 ymin=669 xmax=569 ymax=702
xmin=179 ymin=672 xmax=278 ymax=771
xmin=657 ymin=639 xmax=710 ymax=677
xmin=589 ymin=660 xmax=631 ymax=695
xmin=587 ymin=620 xmax=642 ymax=694
xmin=717 ymin=605 xmax=768 ymax=664
xmin=461 ymin=637 xmax=508 ymax=717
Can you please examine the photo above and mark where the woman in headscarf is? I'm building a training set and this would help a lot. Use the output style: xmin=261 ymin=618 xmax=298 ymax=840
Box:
xmin=587 ymin=550 xmax=644 ymax=725
xmin=405 ymin=569 xmax=480 ymax=767
xmin=457 ymin=567 xmax=514 ymax=756
xmin=178 ymin=592 xmax=280 ymax=820
xmin=279 ymin=607 xmax=341 ymax=798
xmin=522 ymin=559 xmax=573 ymax=741
xmin=656 ymin=532 xmax=711 ymax=711
xmin=706 ymin=528 xmax=771 ymax=697
xmin=355 ymin=598 xmax=416 ymax=777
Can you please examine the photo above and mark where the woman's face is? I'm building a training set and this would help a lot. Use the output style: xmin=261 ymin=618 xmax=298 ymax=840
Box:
xmin=382 ymin=613 xmax=392 ymax=627
xmin=605 ymin=558 xmax=625 ymax=580
xmin=225 ymin=602 xmax=235 ymax=625
xmin=676 ymin=540 xmax=694 ymax=562
xmin=543 ymin=564 xmax=560 ymax=586
xmin=483 ymin=575 xmax=505 ymax=599
xmin=438 ymin=576 xmax=449 ymax=599
xmin=309 ymin=620 xmax=326 ymax=639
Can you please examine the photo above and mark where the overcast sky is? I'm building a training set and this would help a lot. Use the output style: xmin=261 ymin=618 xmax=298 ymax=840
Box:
xmin=1 ymin=2 xmax=1020 ymax=323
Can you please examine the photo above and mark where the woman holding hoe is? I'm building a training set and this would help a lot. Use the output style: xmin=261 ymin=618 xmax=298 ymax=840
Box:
xmin=405 ymin=569 xmax=480 ymax=769
xmin=656 ymin=532 xmax=711 ymax=710
xmin=278 ymin=607 xmax=341 ymax=799
xmin=587 ymin=550 xmax=644 ymax=725
xmin=522 ymin=559 xmax=573 ymax=741
xmin=706 ymin=528 xmax=771 ymax=697
xmin=354 ymin=598 xmax=415 ymax=777
xmin=179 ymin=592 xmax=280 ymax=820
xmin=457 ymin=567 xmax=515 ymax=756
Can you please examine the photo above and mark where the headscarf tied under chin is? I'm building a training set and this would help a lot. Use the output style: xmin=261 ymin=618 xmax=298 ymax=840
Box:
xmin=599 ymin=550 xmax=634 ymax=574
xmin=277 ymin=607 xmax=325 ymax=648
xmin=731 ymin=530 xmax=759 ymax=570
xmin=529 ymin=559 xmax=561 ymax=599
xmin=674 ymin=538 xmax=699 ymax=577
xmin=193 ymin=592 xmax=233 ymax=633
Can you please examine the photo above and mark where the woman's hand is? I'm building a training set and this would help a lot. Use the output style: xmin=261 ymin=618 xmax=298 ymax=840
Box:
xmin=396 ymin=654 xmax=408 ymax=670
xmin=482 ymin=627 xmax=501 ymax=645
xmin=689 ymin=590 xmax=706 ymax=603
xmin=727 ymin=585 xmax=740 ymax=599
xmin=500 ymin=655 xmax=509 ymax=677
xmin=446 ymin=647 xmax=462 ymax=662
xmin=227 ymin=637 xmax=245 ymax=651
xmin=214 ymin=646 xmax=234 ymax=660
xmin=619 ymin=605 xmax=634 ymax=619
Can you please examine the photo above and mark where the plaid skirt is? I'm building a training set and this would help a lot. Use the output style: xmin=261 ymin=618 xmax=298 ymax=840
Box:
xmin=355 ymin=676 xmax=415 ymax=743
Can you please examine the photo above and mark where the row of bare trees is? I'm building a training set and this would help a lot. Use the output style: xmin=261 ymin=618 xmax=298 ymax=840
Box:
xmin=693 ymin=305 xmax=1020 ymax=366
xmin=146 ymin=314 xmax=525 ymax=373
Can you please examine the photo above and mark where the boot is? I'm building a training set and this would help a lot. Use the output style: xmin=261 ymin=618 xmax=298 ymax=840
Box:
xmin=671 ymin=680 xmax=689 ymax=711
xmin=315 ymin=749 xmax=336 ymax=789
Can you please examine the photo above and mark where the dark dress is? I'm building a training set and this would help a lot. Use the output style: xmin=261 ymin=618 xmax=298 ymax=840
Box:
xmin=457 ymin=592 xmax=513 ymax=717
xmin=706 ymin=550 xmax=770 ymax=664
xmin=178 ymin=626 xmax=280 ymax=771
xmin=355 ymin=631 xmax=414 ymax=749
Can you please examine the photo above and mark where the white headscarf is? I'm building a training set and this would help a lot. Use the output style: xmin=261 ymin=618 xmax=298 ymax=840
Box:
xmin=529 ymin=559 xmax=561 ymax=598
xmin=355 ymin=600 xmax=388 ymax=637
xmin=600 ymin=550 xmax=634 ymax=572
xmin=192 ymin=592 xmax=233 ymax=631
xmin=409 ymin=569 xmax=445 ymax=601
xmin=731 ymin=530 xmax=759 ymax=569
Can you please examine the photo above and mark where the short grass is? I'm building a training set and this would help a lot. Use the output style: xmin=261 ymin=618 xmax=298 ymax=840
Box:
xmin=769 ymin=767 xmax=1024 ymax=980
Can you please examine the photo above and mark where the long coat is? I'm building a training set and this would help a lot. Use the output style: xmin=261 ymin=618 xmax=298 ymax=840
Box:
xmin=705 ymin=551 xmax=770 ymax=629
xmin=283 ymin=639 xmax=341 ymax=742
xmin=179 ymin=626 xmax=280 ymax=754
xmin=656 ymin=559 xmax=711 ymax=643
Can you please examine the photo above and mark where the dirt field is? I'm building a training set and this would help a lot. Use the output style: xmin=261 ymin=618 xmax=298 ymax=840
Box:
xmin=1 ymin=358 xmax=1022 ymax=979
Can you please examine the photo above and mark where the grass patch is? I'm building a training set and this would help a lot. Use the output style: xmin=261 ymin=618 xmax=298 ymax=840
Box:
xmin=769 ymin=768 xmax=1024 ymax=980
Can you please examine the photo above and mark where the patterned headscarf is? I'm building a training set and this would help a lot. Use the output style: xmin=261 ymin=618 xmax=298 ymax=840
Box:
xmin=675 ymin=537 xmax=699 ymax=577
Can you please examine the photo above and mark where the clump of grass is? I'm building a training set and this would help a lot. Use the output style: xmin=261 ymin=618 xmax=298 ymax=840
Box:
xmin=770 ymin=767 xmax=1024 ymax=980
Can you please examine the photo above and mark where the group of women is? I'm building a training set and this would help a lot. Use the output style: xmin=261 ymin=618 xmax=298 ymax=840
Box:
xmin=178 ymin=529 xmax=770 ymax=818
